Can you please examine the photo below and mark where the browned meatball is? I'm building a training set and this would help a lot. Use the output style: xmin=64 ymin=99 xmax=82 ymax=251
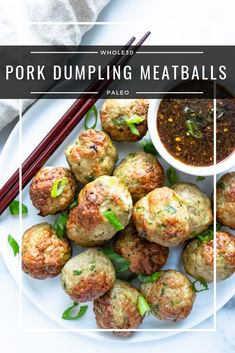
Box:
xmin=113 ymin=223 xmax=169 ymax=275
xmin=22 ymin=223 xmax=71 ymax=280
xmin=30 ymin=167 xmax=77 ymax=216
xmin=113 ymin=152 xmax=164 ymax=201
xmin=140 ymin=270 xmax=196 ymax=321
xmin=182 ymin=231 xmax=235 ymax=282
xmin=61 ymin=249 xmax=116 ymax=302
xmin=216 ymin=172 xmax=235 ymax=229
xmin=65 ymin=129 xmax=118 ymax=184
xmin=100 ymin=99 xmax=149 ymax=142
xmin=93 ymin=280 xmax=144 ymax=336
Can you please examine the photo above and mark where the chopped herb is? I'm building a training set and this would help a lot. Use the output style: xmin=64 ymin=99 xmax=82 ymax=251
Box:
xmin=196 ymin=176 xmax=205 ymax=181
xmin=124 ymin=114 xmax=145 ymax=136
xmin=166 ymin=166 xmax=177 ymax=186
xmin=53 ymin=213 xmax=68 ymax=238
xmin=102 ymin=210 xmax=124 ymax=231
xmin=51 ymin=177 xmax=67 ymax=198
xmin=73 ymin=270 xmax=82 ymax=276
xmin=85 ymin=175 xmax=94 ymax=183
xmin=185 ymin=120 xmax=202 ymax=139
xmin=101 ymin=247 xmax=129 ymax=272
xmin=8 ymin=235 xmax=19 ymax=256
xmin=62 ymin=302 xmax=88 ymax=320
xmin=138 ymin=272 xmax=162 ymax=283
xmin=165 ymin=206 xmax=176 ymax=215
xmin=141 ymin=138 xmax=160 ymax=157
xmin=89 ymin=265 xmax=96 ymax=271
xmin=9 ymin=200 xmax=28 ymax=215
xmin=69 ymin=197 xmax=78 ymax=210
xmin=84 ymin=105 xmax=98 ymax=130
xmin=191 ymin=279 xmax=209 ymax=293
xmin=217 ymin=181 xmax=225 ymax=190
xmin=137 ymin=295 xmax=151 ymax=316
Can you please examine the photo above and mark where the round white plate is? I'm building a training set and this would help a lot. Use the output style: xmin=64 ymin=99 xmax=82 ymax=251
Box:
xmin=0 ymin=98 xmax=234 ymax=342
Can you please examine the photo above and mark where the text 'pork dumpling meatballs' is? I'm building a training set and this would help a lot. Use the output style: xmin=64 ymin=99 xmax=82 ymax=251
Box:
xmin=216 ymin=172 xmax=235 ymax=229
xmin=22 ymin=223 xmax=71 ymax=280
xmin=100 ymin=99 xmax=149 ymax=142
xmin=61 ymin=248 xmax=116 ymax=302
xmin=140 ymin=270 xmax=195 ymax=321
xmin=113 ymin=152 xmax=164 ymax=201
xmin=182 ymin=231 xmax=235 ymax=282
xmin=133 ymin=187 xmax=190 ymax=247
xmin=66 ymin=176 xmax=133 ymax=247
xmin=93 ymin=280 xmax=144 ymax=336
xmin=172 ymin=183 xmax=213 ymax=236
xmin=29 ymin=167 xmax=77 ymax=216
xmin=65 ymin=129 xmax=118 ymax=184
xmin=113 ymin=223 xmax=169 ymax=275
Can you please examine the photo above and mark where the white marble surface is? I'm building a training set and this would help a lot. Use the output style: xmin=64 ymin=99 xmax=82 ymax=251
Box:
xmin=1 ymin=0 xmax=235 ymax=352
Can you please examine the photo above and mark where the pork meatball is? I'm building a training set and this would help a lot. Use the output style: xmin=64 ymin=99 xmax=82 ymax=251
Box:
xmin=132 ymin=187 xmax=190 ymax=247
xmin=22 ymin=222 xmax=71 ymax=280
xmin=93 ymin=280 xmax=144 ymax=336
xmin=140 ymin=270 xmax=195 ymax=321
xmin=100 ymin=99 xmax=149 ymax=142
xmin=65 ymin=129 xmax=118 ymax=184
xmin=30 ymin=167 xmax=77 ymax=216
xmin=216 ymin=172 xmax=235 ymax=229
xmin=113 ymin=152 xmax=164 ymax=201
xmin=61 ymin=249 xmax=115 ymax=302
xmin=172 ymin=183 xmax=213 ymax=237
xmin=66 ymin=176 xmax=133 ymax=247
xmin=182 ymin=231 xmax=235 ymax=282
xmin=113 ymin=223 xmax=169 ymax=275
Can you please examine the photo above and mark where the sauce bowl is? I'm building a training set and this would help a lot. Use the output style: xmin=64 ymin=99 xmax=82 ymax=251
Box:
xmin=147 ymin=99 xmax=235 ymax=176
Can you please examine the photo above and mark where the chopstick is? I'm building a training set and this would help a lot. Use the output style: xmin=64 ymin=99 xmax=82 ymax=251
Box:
xmin=0 ymin=31 xmax=151 ymax=215
xmin=1 ymin=36 xmax=136 ymax=202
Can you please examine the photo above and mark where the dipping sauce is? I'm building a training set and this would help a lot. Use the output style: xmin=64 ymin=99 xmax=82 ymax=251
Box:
xmin=157 ymin=89 xmax=235 ymax=167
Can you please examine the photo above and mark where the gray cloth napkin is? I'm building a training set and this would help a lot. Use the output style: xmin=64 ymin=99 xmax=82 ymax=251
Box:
xmin=0 ymin=0 xmax=110 ymax=131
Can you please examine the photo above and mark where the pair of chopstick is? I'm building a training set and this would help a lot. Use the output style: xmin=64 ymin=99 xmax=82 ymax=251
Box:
xmin=0 ymin=31 xmax=151 ymax=215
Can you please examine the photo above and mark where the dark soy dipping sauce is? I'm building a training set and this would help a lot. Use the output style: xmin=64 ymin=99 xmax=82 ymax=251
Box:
xmin=157 ymin=87 xmax=235 ymax=167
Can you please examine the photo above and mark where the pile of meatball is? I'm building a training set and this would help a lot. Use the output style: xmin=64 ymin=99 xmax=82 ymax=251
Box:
xmin=21 ymin=99 xmax=235 ymax=336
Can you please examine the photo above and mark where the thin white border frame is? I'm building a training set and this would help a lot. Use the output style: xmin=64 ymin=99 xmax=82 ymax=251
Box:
xmin=18 ymin=20 xmax=217 ymax=334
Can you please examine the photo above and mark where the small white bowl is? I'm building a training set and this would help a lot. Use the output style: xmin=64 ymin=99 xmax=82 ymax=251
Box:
xmin=148 ymin=99 xmax=235 ymax=176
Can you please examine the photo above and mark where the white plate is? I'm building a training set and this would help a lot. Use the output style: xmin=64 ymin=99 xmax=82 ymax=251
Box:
xmin=0 ymin=98 xmax=235 ymax=342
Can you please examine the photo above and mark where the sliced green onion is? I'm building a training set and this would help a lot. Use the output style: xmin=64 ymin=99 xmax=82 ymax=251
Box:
xmin=9 ymin=200 xmax=28 ymax=215
xmin=166 ymin=166 xmax=177 ymax=186
xmin=185 ymin=120 xmax=202 ymax=139
xmin=8 ymin=235 xmax=19 ymax=256
xmin=196 ymin=176 xmax=205 ymax=181
xmin=165 ymin=206 xmax=176 ymax=215
xmin=53 ymin=213 xmax=68 ymax=238
xmin=198 ymin=223 xmax=220 ymax=242
xmin=69 ymin=197 xmax=78 ymax=210
xmin=84 ymin=105 xmax=98 ymax=130
xmin=138 ymin=272 xmax=162 ymax=283
xmin=73 ymin=270 xmax=82 ymax=276
xmin=51 ymin=177 xmax=67 ymax=198
xmin=124 ymin=115 xmax=145 ymax=136
xmin=101 ymin=247 xmax=129 ymax=272
xmin=102 ymin=210 xmax=124 ymax=231
xmin=137 ymin=295 xmax=151 ymax=316
xmin=62 ymin=302 xmax=88 ymax=320
xmin=141 ymin=138 xmax=160 ymax=157
xmin=191 ymin=279 xmax=209 ymax=293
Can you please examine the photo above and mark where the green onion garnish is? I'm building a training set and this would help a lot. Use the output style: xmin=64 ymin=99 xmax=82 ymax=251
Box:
xmin=69 ymin=197 xmax=78 ymax=210
xmin=141 ymin=137 xmax=160 ymax=157
xmin=165 ymin=206 xmax=176 ymax=215
xmin=9 ymin=200 xmax=28 ymax=215
xmin=196 ymin=176 xmax=205 ymax=181
xmin=185 ymin=120 xmax=203 ymax=139
xmin=84 ymin=105 xmax=98 ymax=130
xmin=138 ymin=272 xmax=162 ymax=283
xmin=51 ymin=177 xmax=67 ymax=198
xmin=101 ymin=247 xmax=129 ymax=272
xmin=102 ymin=210 xmax=124 ymax=231
xmin=8 ymin=235 xmax=19 ymax=256
xmin=191 ymin=279 xmax=209 ymax=293
xmin=166 ymin=166 xmax=177 ymax=186
xmin=73 ymin=270 xmax=82 ymax=276
xmin=53 ymin=213 xmax=68 ymax=238
xmin=62 ymin=302 xmax=88 ymax=320
xmin=197 ymin=223 xmax=220 ymax=242
xmin=124 ymin=115 xmax=145 ymax=136
xmin=137 ymin=295 xmax=151 ymax=316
